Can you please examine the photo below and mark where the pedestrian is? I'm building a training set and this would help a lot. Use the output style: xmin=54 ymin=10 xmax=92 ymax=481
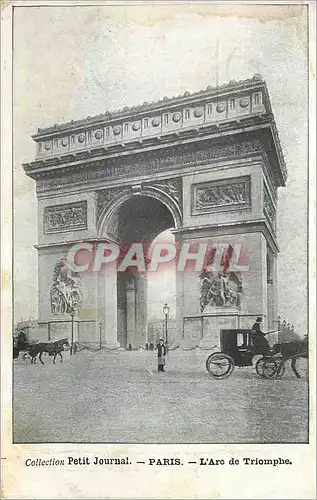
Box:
xmin=251 ymin=317 xmax=270 ymax=355
xmin=157 ymin=338 xmax=166 ymax=372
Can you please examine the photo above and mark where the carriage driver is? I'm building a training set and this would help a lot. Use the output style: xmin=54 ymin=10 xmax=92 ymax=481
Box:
xmin=17 ymin=329 xmax=28 ymax=351
xmin=251 ymin=317 xmax=270 ymax=355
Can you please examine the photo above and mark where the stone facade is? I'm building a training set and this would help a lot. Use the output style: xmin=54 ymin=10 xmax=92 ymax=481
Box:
xmin=24 ymin=75 xmax=286 ymax=348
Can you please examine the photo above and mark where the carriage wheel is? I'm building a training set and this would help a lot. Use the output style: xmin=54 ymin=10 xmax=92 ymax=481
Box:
xmin=255 ymin=357 xmax=279 ymax=379
xmin=206 ymin=352 xmax=235 ymax=379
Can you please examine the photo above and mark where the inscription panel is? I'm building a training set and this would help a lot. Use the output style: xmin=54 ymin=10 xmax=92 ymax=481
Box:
xmin=192 ymin=176 xmax=251 ymax=215
xmin=44 ymin=201 xmax=87 ymax=234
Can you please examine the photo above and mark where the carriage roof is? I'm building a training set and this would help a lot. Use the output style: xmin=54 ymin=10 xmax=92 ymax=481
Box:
xmin=219 ymin=329 xmax=253 ymax=352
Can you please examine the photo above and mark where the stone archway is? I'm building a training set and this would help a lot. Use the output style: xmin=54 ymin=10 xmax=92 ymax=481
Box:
xmin=97 ymin=185 xmax=182 ymax=238
xmin=24 ymin=76 xmax=286 ymax=347
xmin=98 ymin=192 xmax=178 ymax=348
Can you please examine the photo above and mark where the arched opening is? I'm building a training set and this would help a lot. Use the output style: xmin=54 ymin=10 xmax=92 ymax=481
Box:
xmin=102 ymin=194 xmax=177 ymax=348
xmin=147 ymin=229 xmax=176 ymax=347
xmin=266 ymin=252 xmax=273 ymax=284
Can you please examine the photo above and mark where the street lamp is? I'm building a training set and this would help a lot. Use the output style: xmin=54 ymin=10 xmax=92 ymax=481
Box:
xmin=70 ymin=309 xmax=75 ymax=355
xmin=163 ymin=303 xmax=170 ymax=349
xmin=99 ymin=321 xmax=103 ymax=350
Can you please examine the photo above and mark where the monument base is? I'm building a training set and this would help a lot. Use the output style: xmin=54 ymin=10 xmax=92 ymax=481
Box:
xmin=200 ymin=308 xmax=240 ymax=349
xmin=104 ymin=341 xmax=121 ymax=350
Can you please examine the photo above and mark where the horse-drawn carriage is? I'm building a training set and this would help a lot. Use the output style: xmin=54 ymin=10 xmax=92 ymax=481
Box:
xmin=206 ymin=329 xmax=308 ymax=380
xmin=13 ymin=332 xmax=70 ymax=364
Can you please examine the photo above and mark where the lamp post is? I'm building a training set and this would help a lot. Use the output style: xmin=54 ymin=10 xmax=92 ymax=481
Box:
xmin=163 ymin=303 xmax=170 ymax=350
xmin=99 ymin=322 xmax=102 ymax=350
xmin=70 ymin=309 xmax=75 ymax=355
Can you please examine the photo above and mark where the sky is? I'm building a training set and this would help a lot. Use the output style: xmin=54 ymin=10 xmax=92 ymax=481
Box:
xmin=13 ymin=3 xmax=308 ymax=332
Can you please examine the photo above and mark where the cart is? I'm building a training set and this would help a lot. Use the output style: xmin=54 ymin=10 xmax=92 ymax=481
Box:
xmin=206 ymin=329 xmax=281 ymax=379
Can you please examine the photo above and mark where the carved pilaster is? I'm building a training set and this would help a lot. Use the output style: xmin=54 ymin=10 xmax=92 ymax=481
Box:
xmin=263 ymin=184 xmax=276 ymax=231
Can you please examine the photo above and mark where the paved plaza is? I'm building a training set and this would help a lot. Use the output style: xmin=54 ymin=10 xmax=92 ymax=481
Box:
xmin=13 ymin=349 xmax=309 ymax=444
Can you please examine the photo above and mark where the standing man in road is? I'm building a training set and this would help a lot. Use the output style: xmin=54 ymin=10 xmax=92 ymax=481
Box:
xmin=157 ymin=338 xmax=166 ymax=372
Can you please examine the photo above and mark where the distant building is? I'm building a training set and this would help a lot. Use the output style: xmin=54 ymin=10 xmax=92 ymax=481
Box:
xmin=147 ymin=315 xmax=178 ymax=345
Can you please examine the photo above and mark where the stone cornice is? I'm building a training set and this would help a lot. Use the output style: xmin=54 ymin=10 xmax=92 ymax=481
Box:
xmin=34 ymin=219 xmax=278 ymax=255
xmin=34 ymin=236 xmax=118 ymax=251
xmin=24 ymin=121 xmax=286 ymax=190
xmin=32 ymin=137 xmax=265 ymax=200
xmin=172 ymin=218 xmax=279 ymax=254
xmin=33 ymin=75 xmax=265 ymax=137
xmin=25 ymin=114 xmax=268 ymax=170
xmin=24 ymin=75 xmax=287 ymax=187
xmin=36 ymin=156 xmax=262 ymax=201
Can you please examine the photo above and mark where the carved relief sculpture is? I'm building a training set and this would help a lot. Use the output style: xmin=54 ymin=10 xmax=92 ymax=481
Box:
xmin=147 ymin=178 xmax=182 ymax=205
xmin=36 ymin=140 xmax=263 ymax=194
xmin=50 ymin=257 xmax=83 ymax=315
xmin=44 ymin=201 xmax=87 ymax=234
xmin=96 ymin=187 xmax=131 ymax=220
xmin=200 ymin=271 xmax=243 ymax=311
xmin=192 ymin=176 xmax=250 ymax=214
xmin=199 ymin=245 xmax=243 ymax=312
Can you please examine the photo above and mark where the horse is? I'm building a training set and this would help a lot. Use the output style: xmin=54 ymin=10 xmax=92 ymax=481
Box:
xmin=29 ymin=339 xmax=70 ymax=364
xmin=271 ymin=338 xmax=308 ymax=378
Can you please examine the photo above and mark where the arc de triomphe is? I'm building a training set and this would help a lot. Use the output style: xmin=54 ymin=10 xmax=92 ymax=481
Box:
xmin=24 ymin=75 xmax=287 ymax=348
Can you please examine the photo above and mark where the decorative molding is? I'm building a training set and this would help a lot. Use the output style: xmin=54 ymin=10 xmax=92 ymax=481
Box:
xmin=95 ymin=130 xmax=103 ymax=140
xmin=36 ymin=75 xmax=264 ymax=135
xmin=43 ymin=201 xmax=87 ymax=234
xmin=33 ymin=84 xmax=268 ymax=163
xmin=172 ymin=112 xmax=182 ymax=123
xmin=146 ymin=178 xmax=182 ymax=207
xmin=263 ymin=184 xmax=276 ymax=231
xmin=192 ymin=176 xmax=251 ymax=215
xmin=29 ymin=76 xmax=286 ymax=187
xmin=151 ymin=117 xmax=160 ymax=127
xmin=239 ymin=97 xmax=249 ymax=108
xmin=36 ymin=140 xmax=263 ymax=193
xmin=96 ymin=187 xmax=131 ymax=220
xmin=216 ymin=102 xmax=226 ymax=113
xmin=96 ymin=181 xmax=183 ymax=236
xmin=194 ymin=107 xmax=204 ymax=118
xmin=132 ymin=122 xmax=141 ymax=131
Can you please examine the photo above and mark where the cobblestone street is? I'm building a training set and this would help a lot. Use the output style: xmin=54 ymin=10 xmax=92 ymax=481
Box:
xmin=13 ymin=349 xmax=309 ymax=444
